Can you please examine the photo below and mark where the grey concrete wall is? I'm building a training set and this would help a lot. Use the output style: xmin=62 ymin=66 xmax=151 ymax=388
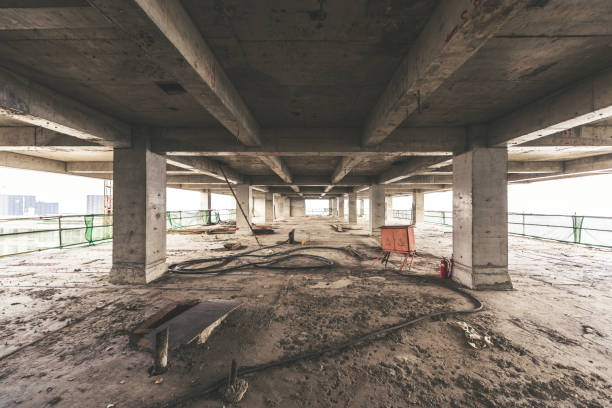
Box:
xmin=453 ymin=146 xmax=512 ymax=290
xmin=290 ymin=198 xmax=306 ymax=216
xmin=110 ymin=133 xmax=166 ymax=284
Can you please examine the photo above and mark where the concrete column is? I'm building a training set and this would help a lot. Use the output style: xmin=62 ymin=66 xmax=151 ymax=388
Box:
xmin=359 ymin=199 xmax=365 ymax=218
xmin=385 ymin=195 xmax=393 ymax=222
xmin=110 ymin=132 xmax=166 ymax=284
xmin=348 ymin=192 xmax=357 ymax=224
xmin=264 ymin=192 xmax=274 ymax=224
xmin=412 ymin=190 xmax=424 ymax=225
xmin=369 ymin=185 xmax=385 ymax=236
xmin=200 ymin=189 xmax=212 ymax=210
xmin=453 ymin=146 xmax=512 ymax=290
xmin=331 ymin=198 xmax=337 ymax=217
xmin=328 ymin=199 xmax=333 ymax=216
xmin=281 ymin=196 xmax=290 ymax=218
xmin=338 ymin=196 xmax=345 ymax=219
xmin=235 ymin=183 xmax=252 ymax=234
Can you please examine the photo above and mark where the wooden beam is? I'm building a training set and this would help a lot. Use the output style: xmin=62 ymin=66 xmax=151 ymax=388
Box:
xmin=0 ymin=67 xmax=130 ymax=147
xmin=490 ymin=68 xmax=612 ymax=146
xmin=362 ymin=0 xmax=527 ymax=146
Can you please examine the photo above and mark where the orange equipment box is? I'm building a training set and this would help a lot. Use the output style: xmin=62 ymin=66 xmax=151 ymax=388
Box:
xmin=380 ymin=225 xmax=415 ymax=253
xmin=376 ymin=225 xmax=416 ymax=271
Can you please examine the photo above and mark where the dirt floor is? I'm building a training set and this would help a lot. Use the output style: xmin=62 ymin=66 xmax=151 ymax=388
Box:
xmin=0 ymin=216 xmax=611 ymax=407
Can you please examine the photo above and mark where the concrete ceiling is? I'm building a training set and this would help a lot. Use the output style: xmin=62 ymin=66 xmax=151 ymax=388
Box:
xmin=1 ymin=0 xmax=612 ymax=196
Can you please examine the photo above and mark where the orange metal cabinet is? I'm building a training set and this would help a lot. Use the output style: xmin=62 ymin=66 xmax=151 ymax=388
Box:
xmin=380 ymin=225 xmax=415 ymax=253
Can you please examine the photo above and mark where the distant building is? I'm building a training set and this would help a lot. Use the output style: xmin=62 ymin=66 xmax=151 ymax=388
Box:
xmin=86 ymin=195 xmax=104 ymax=214
xmin=0 ymin=195 xmax=59 ymax=217
xmin=35 ymin=201 xmax=59 ymax=216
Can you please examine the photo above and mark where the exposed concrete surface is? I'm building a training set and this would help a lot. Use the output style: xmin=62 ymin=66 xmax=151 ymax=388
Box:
xmin=453 ymin=147 xmax=512 ymax=290
xmin=110 ymin=135 xmax=166 ymax=284
xmin=0 ymin=219 xmax=610 ymax=407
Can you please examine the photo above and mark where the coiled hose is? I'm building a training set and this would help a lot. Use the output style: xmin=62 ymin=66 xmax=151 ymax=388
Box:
xmin=159 ymin=244 xmax=483 ymax=407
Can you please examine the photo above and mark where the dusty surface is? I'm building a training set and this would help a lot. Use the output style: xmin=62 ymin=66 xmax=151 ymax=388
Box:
xmin=0 ymin=216 xmax=610 ymax=408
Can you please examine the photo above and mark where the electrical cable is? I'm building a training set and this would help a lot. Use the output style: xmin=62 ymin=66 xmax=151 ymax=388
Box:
xmin=158 ymin=243 xmax=484 ymax=407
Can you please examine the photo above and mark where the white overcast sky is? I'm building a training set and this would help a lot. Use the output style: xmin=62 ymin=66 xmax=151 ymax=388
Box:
xmin=1 ymin=167 xmax=611 ymax=216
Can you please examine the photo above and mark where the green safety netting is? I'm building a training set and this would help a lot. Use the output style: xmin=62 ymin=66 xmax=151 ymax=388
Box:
xmin=0 ymin=209 xmax=237 ymax=257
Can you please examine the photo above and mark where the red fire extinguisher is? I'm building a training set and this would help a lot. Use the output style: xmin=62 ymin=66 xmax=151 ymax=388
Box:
xmin=440 ymin=256 xmax=453 ymax=279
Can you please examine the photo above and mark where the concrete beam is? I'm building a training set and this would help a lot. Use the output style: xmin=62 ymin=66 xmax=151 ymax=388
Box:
xmin=89 ymin=0 xmax=294 ymax=186
xmin=155 ymin=127 xmax=466 ymax=156
xmin=66 ymin=161 xmax=113 ymax=174
xmin=490 ymin=68 xmax=612 ymax=146
xmin=0 ymin=127 xmax=108 ymax=151
xmin=0 ymin=67 xmax=130 ymax=147
xmin=520 ymin=126 xmax=612 ymax=147
xmin=362 ymin=0 xmax=527 ymax=146
xmin=386 ymin=184 xmax=452 ymax=191
xmin=165 ymin=175 xmax=228 ymax=185
xmin=0 ymin=6 xmax=113 ymax=30
xmin=400 ymin=175 xmax=453 ymax=184
xmin=564 ymin=153 xmax=612 ymax=174
xmin=0 ymin=151 xmax=66 ymax=174
xmin=379 ymin=157 xmax=447 ymax=184
xmin=166 ymin=156 xmax=244 ymax=184
xmin=250 ymin=175 xmax=372 ymax=187
xmin=507 ymin=161 xmax=563 ymax=173
xmin=332 ymin=156 xmax=362 ymax=184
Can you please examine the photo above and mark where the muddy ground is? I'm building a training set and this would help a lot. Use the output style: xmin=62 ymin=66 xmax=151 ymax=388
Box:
xmin=0 ymin=216 xmax=610 ymax=407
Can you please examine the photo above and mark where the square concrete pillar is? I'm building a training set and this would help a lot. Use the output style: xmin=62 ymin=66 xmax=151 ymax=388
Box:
xmin=200 ymin=189 xmax=211 ymax=210
xmin=359 ymin=199 xmax=365 ymax=218
xmin=385 ymin=195 xmax=393 ymax=222
xmin=290 ymin=198 xmax=305 ymax=216
xmin=412 ymin=190 xmax=424 ymax=225
xmin=264 ymin=192 xmax=274 ymax=224
xmin=369 ymin=185 xmax=385 ymax=236
xmin=338 ymin=196 xmax=345 ymax=219
xmin=110 ymin=132 xmax=166 ymax=284
xmin=348 ymin=192 xmax=357 ymax=224
xmin=453 ymin=146 xmax=512 ymax=290
xmin=235 ymin=183 xmax=252 ymax=234
xmin=331 ymin=198 xmax=337 ymax=217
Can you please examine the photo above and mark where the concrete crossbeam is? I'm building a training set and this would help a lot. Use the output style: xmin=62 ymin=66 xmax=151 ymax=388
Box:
xmin=507 ymin=161 xmax=563 ymax=173
xmin=166 ymin=156 xmax=244 ymax=184
xmin=564 ymin=153 xmax=612 ymax=174
xmin=0 ymin=68 xmax=130 ymax=147
xmin=520 ymin=126 xmax=612 ymax=147
xmin=362 ymin=0 xmax=527 ymax=147
xmin=0 ymin=127 xmax=107 ymax=151
xmin=251 ymin=175 xmax=372 ymax=187
xmin=0 ymin=151 xmax=66 ymax=174
xmin=155 ymin=127 xmax=466 ymax=156
xmin=490 ymin=68 xmax=612 ymax=146
xmin=379 ymin=157 xmax=448 ymax=184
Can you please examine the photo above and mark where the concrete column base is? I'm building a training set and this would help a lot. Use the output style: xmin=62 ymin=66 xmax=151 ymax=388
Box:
xmin=111 ymin=259 xmax=167 ymax=284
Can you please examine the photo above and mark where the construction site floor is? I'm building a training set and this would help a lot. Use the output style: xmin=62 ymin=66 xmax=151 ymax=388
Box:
xmin=0 ymin=217 xmax=610 ymax=407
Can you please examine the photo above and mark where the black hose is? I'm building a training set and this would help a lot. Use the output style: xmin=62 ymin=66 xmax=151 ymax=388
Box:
xmin=156 ymin=246 xmax=484 ymax=407
xmin=168 ymin=244 xmax=367 ymax=275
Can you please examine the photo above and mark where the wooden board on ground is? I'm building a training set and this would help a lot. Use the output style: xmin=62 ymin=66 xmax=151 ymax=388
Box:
xmin=133 ymin=300 xmax=242 ymax=351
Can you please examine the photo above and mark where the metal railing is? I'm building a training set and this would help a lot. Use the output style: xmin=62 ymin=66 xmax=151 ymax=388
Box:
xmin=393 ymin=210 xmax=612 ymax=248
xmin=0 ymin=209 xmax=237 ymax=257
xmin=306 ymin=208 xmax=333 ymax=216
xmin=392 ymin=209 xmax=413 ymax=221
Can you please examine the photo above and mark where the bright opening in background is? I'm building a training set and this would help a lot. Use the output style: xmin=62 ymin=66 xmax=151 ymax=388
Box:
xmin=305 ymin=199 xmax=330 ymax=216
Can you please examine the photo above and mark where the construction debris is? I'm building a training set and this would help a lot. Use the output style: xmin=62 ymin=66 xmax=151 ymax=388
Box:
xmin=223 ymin=360 xmax=248 ymax=404
xmin=454 ymin=321 xmax=493 ymax=349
